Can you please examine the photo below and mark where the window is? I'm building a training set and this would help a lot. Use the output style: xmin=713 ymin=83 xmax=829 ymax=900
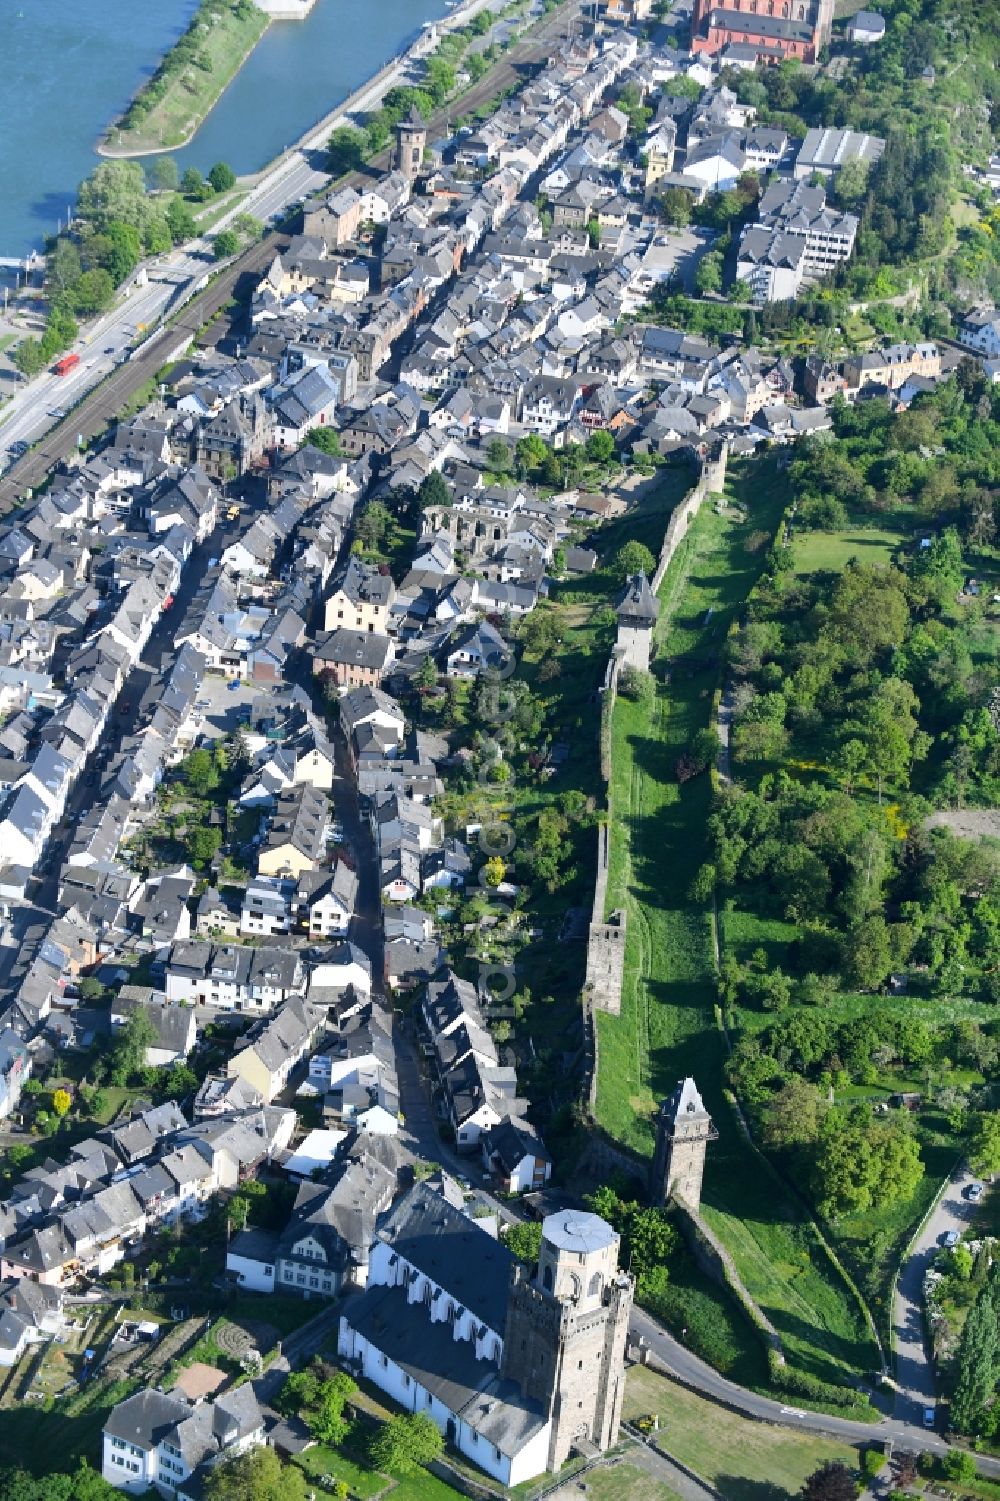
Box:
xmin=380 ymin=1353 xmax=388 ymax=1368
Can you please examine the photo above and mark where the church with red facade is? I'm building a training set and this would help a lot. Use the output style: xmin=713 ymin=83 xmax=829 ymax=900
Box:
xmin=690 ymin=0 xmax=834 ymax=63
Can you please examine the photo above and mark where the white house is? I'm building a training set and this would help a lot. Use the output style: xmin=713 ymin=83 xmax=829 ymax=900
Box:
xmin=102 ymin=1385 xmax=264 ymax=1496
xmin=962 ymin=306 xmax=1000 ymax=359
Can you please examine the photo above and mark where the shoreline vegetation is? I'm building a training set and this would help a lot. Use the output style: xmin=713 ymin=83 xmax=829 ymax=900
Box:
xmin=99 ymin=0 xmax=270 ymax=159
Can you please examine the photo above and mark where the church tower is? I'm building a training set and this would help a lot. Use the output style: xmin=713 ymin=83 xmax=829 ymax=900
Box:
xmin=395 ymin=106 xmax=427 ymax=180
xmin=501 ymin=1211 xmax=634 ymax=1472
xmin=651 ymin=1077 xmax=717 ymax=1212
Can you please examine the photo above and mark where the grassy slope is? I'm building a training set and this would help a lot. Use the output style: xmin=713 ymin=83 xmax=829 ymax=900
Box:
xmin=596 ymin=458 xmax=878 ymax=1389
xmin=624 ymin=1365 xmax=863 ymax=1501
xmin=107 ymin=4 xmax=269 ymax=153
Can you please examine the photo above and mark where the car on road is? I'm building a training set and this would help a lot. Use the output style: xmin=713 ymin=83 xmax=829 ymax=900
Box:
xmin=48 ymin=408 xmax=66 ymax=419
xmin=103 ymin=345 xmax=115 ymax=354
xmin=8 ymin=440 xmax=29 ymax=457
xmin=227 ymin=680 xmax=241 ymax=691
xmin=967 ymin=1182 xmax=985 ymax=1202
xmin=942 ymin=1229 xmax=961 ymax=1247
xmin=923 ymin=1407 xmax=936 ymax=1428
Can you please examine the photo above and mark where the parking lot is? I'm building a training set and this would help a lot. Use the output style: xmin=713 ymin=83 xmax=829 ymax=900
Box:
xmin=193 ymin=673 xmax=266 ymax=741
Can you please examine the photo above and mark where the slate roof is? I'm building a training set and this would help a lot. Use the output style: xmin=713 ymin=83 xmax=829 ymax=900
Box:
xmin=377 ymin=1181 xmax=513 ymax=1330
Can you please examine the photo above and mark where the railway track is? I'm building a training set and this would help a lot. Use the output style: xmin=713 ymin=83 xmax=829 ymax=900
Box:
xmin=0 ymin=2 xmax=574 ymax=514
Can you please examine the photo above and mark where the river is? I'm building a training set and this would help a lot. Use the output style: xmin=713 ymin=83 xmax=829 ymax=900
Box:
xmin=0 ymin=0 xmax=447 ymax=260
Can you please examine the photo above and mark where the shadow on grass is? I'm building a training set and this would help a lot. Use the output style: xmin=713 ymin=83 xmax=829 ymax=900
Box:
xmin=712 ymin=1475 xmax=791 ymax=1501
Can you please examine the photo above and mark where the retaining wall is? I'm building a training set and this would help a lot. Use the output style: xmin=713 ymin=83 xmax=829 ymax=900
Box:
xmin=672 ymin=1198 xmax=785 ymax=1362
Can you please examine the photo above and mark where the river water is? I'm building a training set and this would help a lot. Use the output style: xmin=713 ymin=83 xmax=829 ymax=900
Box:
xmin=0 ymin=0 xmax=447 ymax=259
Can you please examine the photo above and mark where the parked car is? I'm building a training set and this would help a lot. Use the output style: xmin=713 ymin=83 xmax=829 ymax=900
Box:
xmin=942 ymin=1230 xmax=960 ymax=1248
xmin=923 ymin=1407 xmax=936 ymax=1429
xmin=967 ymin=1182 xmax=984 ymax=1202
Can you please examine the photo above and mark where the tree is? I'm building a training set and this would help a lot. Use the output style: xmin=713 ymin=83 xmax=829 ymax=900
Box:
xmin=101 ymin=220 xmax=143 ymax=284
xmin=72 ymin=268 xmax=115 ymax=316
xmin=969 ymin=1112 xmax=1000 ymax=1178
xmin=208 ymin=161 xmax=237 ymax=194
xmin=310 ymin=1370 xmax=358 ymax=1445
xmin=845 ymin=915 xmax=892 ymax=991
xmin=183 ymin=747 xmax=220 ymax=798
xmin=695 ymin=250 xmax=724 ymax=296
xmin=835 ymin=157 xmax=870 ymax=208
xmin=417 ymin=469 xmax=450 ymax=511
xmin=658 ymin=186 xmax=692 ymax=226
xmin=627 ymin=1207 xmax=676 ymax=1279
xmin=612 ymin=540 xmax=656 ymax=580
xmin=77 ymin=160 xmax=150 ymax=233
xmin=503 ymin=1221 xmax=541 ymax=1268
xmin=486 ymin=437 xmax=513 ymax=475
xmin=110 ymin=1011 xmax=157 ymax=1085
xmin=369 ymin=1413 xmax=443 ymax=1476
xmin=675 ymin=728 xmax=721 ymax=784
xmin=52 ymin=1089 xmax=71 ymax=1118
xmin=305 ymin=426 xmax=342 ymax=456
xmin=205 ymin=1447 xmax=306 ymax=1501
xmin=585 ymin=430 xmax=616 ymax=465
xmin=328 ymin=126 xmax=367 ymax=176
xmin=482 ymin=856 xmax=505 ymax=887
xmin=187 ymin=825 xmax=223 ymax=869
xmin=761 ymin=1077 xmax=826 ymax=1151
xmin=165 ymin=195 xmax=197 ymax=243
xmin=213 ymin=230 xmax=240 ymax=259
xmin=943 ymin=1450 xmax=977 ymax=1484
xmin=181 ymin=167 xmax=207 ymax=198
xmin=950 ymin=1266 xmax=1000 ymax=1435
xmin=355 ymin=500 xmax=390 ymax=552
xmin=147 ymin=155 xmax=180 ymax=193
xmin=47 ymin=237 xmax=83 ymax=297
xmin=12 ymin=340 xmax=45 ymax=378
xmin=515 ymin=433 xmax=548 ymax=476
xmin=800 ymin=1462 xmax=857 ymax=1501
xmin=812 ymin=1109 xmax=923 ymax=1221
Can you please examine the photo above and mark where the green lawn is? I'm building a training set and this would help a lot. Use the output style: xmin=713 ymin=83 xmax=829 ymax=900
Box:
xmin=296 ymin=1439 xmax=470 ymax=1501
xmin=624 ymin=1365 xmax=863 ymax=1501
xmin=595 ymin=458 xmax=879 ymax=1395
xmin=567 ymin=1461 xmax=683 ymax=1501
xmin=791 ymin=525 xmax=902 ymax=576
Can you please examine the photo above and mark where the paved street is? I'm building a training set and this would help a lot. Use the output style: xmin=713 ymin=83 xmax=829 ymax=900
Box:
xmin=891 ymin=1158 xmax=973 ymax=1426
xmin=629 ymin=1303 xmax=1000 ymax=1480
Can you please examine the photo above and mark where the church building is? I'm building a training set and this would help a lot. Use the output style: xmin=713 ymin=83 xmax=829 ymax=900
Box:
xmin=690 ymin=0 xmax=834 ymax=62
xmin=337 ymin=1184 xmax=633 ymax=1486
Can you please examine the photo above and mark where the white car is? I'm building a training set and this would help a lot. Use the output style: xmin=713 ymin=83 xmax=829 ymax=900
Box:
xmin=967 ymin=1182 xmax=985 ymax=1202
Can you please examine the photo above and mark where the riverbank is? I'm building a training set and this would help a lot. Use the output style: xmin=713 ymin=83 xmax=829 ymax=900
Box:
xmin=99 ymin=0 xmax=270 ymax=158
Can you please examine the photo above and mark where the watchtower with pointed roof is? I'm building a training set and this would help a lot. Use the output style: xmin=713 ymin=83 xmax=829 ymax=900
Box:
xmin=615 ymin=572 xmax=659 ymax=672
xmin=651 ymin=1077 xmax=717 ymax=1212
xmin=395 ymin=106 xmax=427 ymax=180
